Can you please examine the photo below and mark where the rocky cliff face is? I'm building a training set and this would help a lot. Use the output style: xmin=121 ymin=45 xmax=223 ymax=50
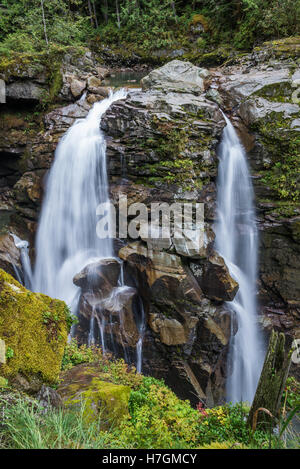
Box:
xmin=0 ymin=40 xmax=299 ymax=403
xmin=98 ymin=60 xmax=242 ymax=404
xmin=0 ymin=48 xmax=110 ymax=274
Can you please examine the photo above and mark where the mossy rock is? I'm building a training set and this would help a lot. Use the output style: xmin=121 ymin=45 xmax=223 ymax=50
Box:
xmin=251 ymin=111 xmax=300 ymax=203
xmin=259 ymin=37 xmax=300 ymax=59
xmin=58 ymin=363 xmax=131 ymax=426
xmin=0 ymin=269 xmax=70 ymax=387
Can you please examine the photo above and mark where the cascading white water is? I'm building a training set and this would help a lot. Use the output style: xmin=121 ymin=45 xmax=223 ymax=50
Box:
xmin=135 ymin=296 xmax=145 ymax=374
xmin=215 ymin=114 xmax=264 ymax=403
xmin=33 ymin=89 xmax=127 ymax=309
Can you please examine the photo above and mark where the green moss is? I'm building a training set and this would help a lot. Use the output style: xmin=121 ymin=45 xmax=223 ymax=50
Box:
xmin=256 ymin=37 xmax=300 ymax=60
xmin=251 ymin=112 xmax=300 ymax=202
xmin=128 ymin=113 xmax=216 ymax=189
xmin=0 ymin=269 xmax=71 ymax=384
xmin=184 ymin=44 xmax=234 ymax=67
xmin=0 ymin=47 xmax=81 ymax=108
xmin=253 ymin=82 xmax=293 ymax=103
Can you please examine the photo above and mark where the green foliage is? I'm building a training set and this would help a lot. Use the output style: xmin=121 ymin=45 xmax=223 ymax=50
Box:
xmin=61 ymin=339 xmax=100 ymax=370
xmin=283 ymin=377 xmax=300 ymax=410
xmin=252 ymin=113 xmax=300 ymax=202
xmin=119 ymin=378 xmax=200 ymax=448
xmin=0 ymin=366 xmax=295 ymax=449
xmin=115 ymin=378 xmax=274 ymax=449
xmin=0 ymin=0 xmax=91 ymax=54
xmin=198 ymin=440 xmax=247 ymax=449
xmin=197 ymin=403 xmax=266 ymax=447
xmin=120 ymin=382 xmax=289 ymax=449
xmin=0 ymin=0 xmax=299 ymax=59
xmin=202 ymin=0 xmax=300 ymax=49
xmin=97 ymin=0 xmax=181 ymax=52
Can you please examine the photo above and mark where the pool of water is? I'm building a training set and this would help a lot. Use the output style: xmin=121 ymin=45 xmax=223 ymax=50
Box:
xmin=103 ymin=70 xmax=147 ymax=89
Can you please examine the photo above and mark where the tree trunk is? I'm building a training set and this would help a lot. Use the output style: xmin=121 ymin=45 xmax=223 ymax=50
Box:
xmin=87 ymin=0 xmax=94 ymax=27
xmin=115 ymin=0 xmax=120 ymax=29
xmin=248 ymin=330 xmax=292 ymax=431
xmin=41 ymin=0 xmax=48 ymax=47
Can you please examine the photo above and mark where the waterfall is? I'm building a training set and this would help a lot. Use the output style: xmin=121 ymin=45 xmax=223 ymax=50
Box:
xmin=32 ymin=88 xmax=145 ymax=372
xmin=11 ymin=234 xmax=33 ymax=289
xmin=215 ymin=114 xmax=264 ymax=403
xmin=33 ymin=89 xmax=127 ymax=308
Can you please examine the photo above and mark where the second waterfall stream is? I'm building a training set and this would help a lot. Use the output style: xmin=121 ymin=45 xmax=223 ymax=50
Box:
xmin=215 ymin=113 xmax=265 ymax=403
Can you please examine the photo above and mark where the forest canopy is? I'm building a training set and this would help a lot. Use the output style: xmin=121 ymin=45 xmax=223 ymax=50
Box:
xmin=0 ymin=0 xmax=299 ymax=55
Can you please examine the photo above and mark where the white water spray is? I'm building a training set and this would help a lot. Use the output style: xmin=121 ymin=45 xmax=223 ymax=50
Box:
xmin=215 ymin=114 xmax=264 ymax=403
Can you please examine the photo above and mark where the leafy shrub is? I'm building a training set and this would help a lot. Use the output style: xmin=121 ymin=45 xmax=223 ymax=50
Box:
xmin=283 ymin=377 xmax=300 ymax=411
xmin=198 ymin=403 xmax=250 ymax=444
xmin=197 ymin=402 xmax=281 ymax=449
xmin=118 ymin=378 xmax=201 ymax=448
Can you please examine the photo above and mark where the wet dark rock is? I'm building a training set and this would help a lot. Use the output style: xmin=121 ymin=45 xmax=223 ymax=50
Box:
xmin=117 ymin=240 xmax=233 ymax=404
xmin=0 ymin=233 xmax=21 ymax=278
xmin=73 ymin=258 xmax=121 ymax=296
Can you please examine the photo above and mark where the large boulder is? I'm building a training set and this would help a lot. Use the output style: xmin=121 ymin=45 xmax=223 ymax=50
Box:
xmin=70 ymin=78 xmax=86 ymax=99
xmin=149 ymin=315 xmax=187 ymax=346
xmin=73 ymin=257 xmax=121 ymax=296
xmin=0 ymin=269 xmax=70 ymax=392
xmin=58 ymin=363 xmax=131 ymax=425
xmin=76 ymin=285 xmax=141 ymax=349
xmin=6 ymin=81 xmax=45 ymax=103
xmin=190 ymin=253 xmax=239 ymax=302
xmin=141 ymin=60 xmax=208 ymax=94
xmin=14 ymin=171 xmax=43 ymax=206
